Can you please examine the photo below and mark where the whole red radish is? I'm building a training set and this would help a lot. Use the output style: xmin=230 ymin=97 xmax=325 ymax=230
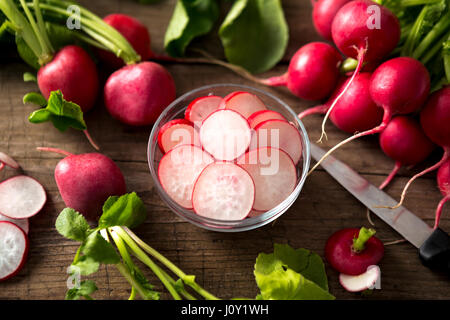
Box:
xmin=435 ymin=160 xmax=450 ymax=229
xmin=104 ymin=62 xmax=176 ymax=126
xmin=97 ymin=14 xmax=152 ymax=69
xmin=37 ymin=147 xmax=126 ymax=220
xmin=312 ymin=0 xmax=351 ymax=40
xmin=325 ymin=227 xmax=384 ymax=275
xmin=38 ymin=45 xmax=99 ymax=112
xmin=0 ymin=222 xmax=29 ymax=281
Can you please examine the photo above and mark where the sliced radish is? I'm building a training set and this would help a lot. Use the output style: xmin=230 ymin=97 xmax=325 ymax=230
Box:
xmin=192 ymin=162 xmax=255 ymax=221
xmin=200 ymin=109 xmax=251 ymax=161
xmin=0 ymin=221 xmax=29 ymax=281
xmin=248 ymin=210 xmax=264 ymax=218
xmin=158 ymin=145 xmax=214 ymax=209
xmin=247 ymin=110 xmax=286 ymax=129
xmin=0 ymin=214 xmax=29 ymax=234
xmin=339 ymin=265 xmax=381 ymax=292
xmin=0 ymin=176 xmax=47 ymax=219
xmin=0 ymin=152 xmax=20 ymax=169
xmin=251 ymin=119 xmax=303 ymax=164
xmin=237 ymin=147 xmax=297 ymax=211
xmin=157 ymin=119 xmax=199 ymax=153
xmin=223 ymin=91 xmax=267 ymax=119
xmin=185 ymin=95 xmax=224 ymax=125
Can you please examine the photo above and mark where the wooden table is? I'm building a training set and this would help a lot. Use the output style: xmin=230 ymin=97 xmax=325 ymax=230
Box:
xmin=0 ymin=0 xmax=449 ymax=300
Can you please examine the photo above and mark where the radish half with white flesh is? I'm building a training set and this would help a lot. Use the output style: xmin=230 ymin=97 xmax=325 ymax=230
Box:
xmin=237 ymin=147 xmax=297 ymax=211
xmin=251 ymin=119 xmax=302 ymax=164
xmin=0 ymin=176 xmax=46 ymax=219
xmin=157 ymin=119 xmax=199 ymax=153
xmin=247 ymin=110 xmax=286 ymax=129
xmin=200 ymin=109 xmax=252 ymax=161
xmin=0 ymin=214 xmax=29 ymax=234
xmin=185 ymin=95 xmax=224 ymax=125
xmin=0 ymin=221 xmax=29 ymax=281
xmin=158 ymin=145 xmax=214 ymax=208
xmin=339 ymin=265 xmax=381 ymax=292
xmin=0 ymin=152 xmax=20 ymax=169
xmin=223 ymin=91 xmax=267 ymax=119
xmin=192 ymin=162 xmax=255 ymax=220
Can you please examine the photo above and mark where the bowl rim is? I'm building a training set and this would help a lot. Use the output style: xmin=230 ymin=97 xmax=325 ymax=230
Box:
xmin=148 ymin=83 xmax=311 ymax=232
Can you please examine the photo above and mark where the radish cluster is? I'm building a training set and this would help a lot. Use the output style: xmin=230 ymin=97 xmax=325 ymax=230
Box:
xmin=157 ymin=91 xmax=302 ymax=220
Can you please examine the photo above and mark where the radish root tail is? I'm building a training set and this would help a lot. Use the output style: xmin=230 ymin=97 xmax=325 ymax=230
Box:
xmin=434 ymin=195 xmax=450 ymax=229
xmin=84 ymin=130 xmax=100 ymax=151
xmin=379 ymin=161 xmax=402 ymax=190
xmin=36 ymin=147 xmax=73 ymax=157
xmin=298 ymin=104 xmax=328 ymax=120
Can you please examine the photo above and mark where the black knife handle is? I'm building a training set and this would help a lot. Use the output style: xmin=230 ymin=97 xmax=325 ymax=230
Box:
xmin=419 ymin=228 xmax=450 ymax=272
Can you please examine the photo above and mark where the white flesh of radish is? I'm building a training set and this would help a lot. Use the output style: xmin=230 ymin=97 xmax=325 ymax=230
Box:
xmin=0 ymin=176 xmax=46 ymax=219
xmin=0 ymin=152 xmax=20 ymax=169
xmin=192 ymin=162 xmax=255 ymax=220
xmin=339 ymin=265 xmax=381 ymax=292
xmin=0 ymin=222 xmax=28 ymax=281
xmin=0 ymin=214 xmax=29 ymax=234
xmin=224 ymin=92 xmax=267 ymax=118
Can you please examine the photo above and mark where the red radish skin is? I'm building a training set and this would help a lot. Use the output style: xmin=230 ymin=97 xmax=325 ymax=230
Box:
xmin=312 ymin=0 xmax=352 ymax=40
xmin=378 ymin=116 xmax=435 ymax=189
xmin=0 ymin=214 xmax=29 ymax=234
xmin=37 ymin=147 xmax=126 ymax=220
xmin=223 ymin=91 xmax=267 ymax=119
xmin=0 ymin=221 xmax=29 ymax=281
xmin=97 ymin=14 xmax=152 ymax=69
xmin=339 ymin=265 xmax=380 ymax=292
xmin=158 ymin=145 xmax=214 ymax=209
xmin=0 ymin=176 xmax=47 ymax=220
xmin=104 ymin=62 xmax=176 ymax=126
xmin=325 ymin=227 xmax=384 ymax=275
xmin=310 ymin=57 xmax=430 ymax=174
xmin=237 ymin=147 xmax=297 ymax=211
xmin=251 ymin=119 xmax=303 ymax=165
xmin=0 ymin=152 xmax=20 ymax=169
xmin=200 ymin=109 xmax=252 ymax=161
xmin=157 ymin=119 xmax=199 ymax=153
xmin=185 ymin=95 xmax=224 ymax=125
xmin=247 ymin=110 xmax=286 ymax=129
xmin=192 ymin=162 xmax=255 ymax=221
xmin=435 ymin=160 xmax=450 ymax=229
xmin=38 ymin=45 xmax=99 ymax=113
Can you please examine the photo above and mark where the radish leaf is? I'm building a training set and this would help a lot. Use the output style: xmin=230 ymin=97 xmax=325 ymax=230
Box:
xmin=98 ymin=192 xmax=147 ymax=229
xmin=164 ymin=0 xmax=219 ymax=57
xmin=69 ymin=256 xmax=100 ymax=276
xmin=23 ymin=72 xmax=37 ymax=83
xmin=65 ymin=280 xmax=98 ymax=300
xmin=82 ymin=230 xmax=120 ymax=264
xmin=55 ymin=208 xmax=90 ymax=242
xmin=219 ymin=0 xmax=288 ymax=74
xmin=23 ymin=92 xmax=47 ymax=107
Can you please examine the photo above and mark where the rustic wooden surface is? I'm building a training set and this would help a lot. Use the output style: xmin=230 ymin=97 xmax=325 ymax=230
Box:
xmin=0 ymin=0 xmax=449 ymax=300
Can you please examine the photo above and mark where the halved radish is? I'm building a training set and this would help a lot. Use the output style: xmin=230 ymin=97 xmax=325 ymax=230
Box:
xmin=157 ymin=119 xmax=199 ymax=153
xmin=251 ymin=119 xmax=303 ymax=164
xmin=0 ymin=221 xmax=29 ymax=281
xmin=247 ymin=110 xmax=286 ymax=129
xmin=185 ymin=95 xmax=224 ymax=125
xmin=339 ymin=265 xmax=381 ymax=292
xmin=0 ymin=214 xmax=29 ymax=234
xmin=192 ymin=162 xmax=255 ymax=220
xmin=200 ymin=109 xmax=251 ymax=161
xmin=0 ymin=152 xmax=20 ymax=169
xmin=158 ymin=145 xmax=214 ymax=208
xmin=223 ymin=91 xmax=267 ymax=118
xmin=0 ymin=176 xmax=47 ymax=219
xmin=237 ymin=147 xmax=297 ymax=211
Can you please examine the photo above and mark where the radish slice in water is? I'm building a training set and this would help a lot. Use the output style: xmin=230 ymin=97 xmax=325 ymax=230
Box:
xmin=248 ymin=110 xmax=286 ymax=129
xmin=339 ymin=265 xmax=380 ymax=292
xmin=158 ymin=145 xmax=214 ymax=209
xmin=0 ymin=214 xmax=29 ymax=234
xmin=0 ymin=152 xmax=20 ymax=169
xmin=192 ymin=162 xmax=255 ymax=221
xmin=185 ymin=96 xmax=224 ymax=125
xmin=237 ymin=147 xmax=297 ymax=211
xmin=0 ymin=176 xmax=46 ymax=219
xmin=0 ymin=221 xmax=29 ymax=281
xmin=200 ymin=109 xmax=251 ymax=161
xmin=251 ymin=119 xmax=302 ymax=164
xmin=223 ymin=91 xmax=267 ymax=118
xmin=157 ymin=119 xmax=199 ymax=153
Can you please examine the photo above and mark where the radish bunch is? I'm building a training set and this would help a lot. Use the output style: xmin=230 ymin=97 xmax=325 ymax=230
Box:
xmin=157 ymin=91 xmax=302 ymax=220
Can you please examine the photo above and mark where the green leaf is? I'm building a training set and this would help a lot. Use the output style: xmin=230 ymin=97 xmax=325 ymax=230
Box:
xmin=65 ymin=280 xmax=98 ymax=300
xmin=98 ymin=192 xmax=148 ymax=229
xmin=219 ymin=0 xmax=288 ymax=73
xmin=16 ymin=35 xmax=40 ymax=70
xmin=29 ymin=109 xmax=51 ymax=123
xmin=69 ymin=256 xmax=100 ymax=276
xmin=164 ymin=0 xmax=219 ymax=57
xmin=55 ymin=208 xmax=90 ymax=242
xmin=82 ymin=230 xmax=120 ymax=264
xmin=23 ymin=92 xmax=47 ymax=107
xmin=23 ymin=72 xmax=37 ymax=83
xmin=130 ymin=265 xmax=160 ymax=300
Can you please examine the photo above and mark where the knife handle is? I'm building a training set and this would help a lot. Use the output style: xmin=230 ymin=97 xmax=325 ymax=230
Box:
xmin=419 ymin=228 xmax=450 ymax=272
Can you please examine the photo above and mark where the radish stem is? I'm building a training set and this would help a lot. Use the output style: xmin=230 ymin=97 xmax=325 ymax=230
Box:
xmin=352 ymin=227 xmax=376 ymax=253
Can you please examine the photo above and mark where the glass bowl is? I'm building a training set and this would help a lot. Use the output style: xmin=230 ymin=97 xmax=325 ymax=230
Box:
xmin=148 ymin=84 xmax=311 ymax=232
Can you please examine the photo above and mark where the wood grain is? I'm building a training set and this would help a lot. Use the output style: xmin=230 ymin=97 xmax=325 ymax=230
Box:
xmin=0 ymin=0 xmax=449 ymax=300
